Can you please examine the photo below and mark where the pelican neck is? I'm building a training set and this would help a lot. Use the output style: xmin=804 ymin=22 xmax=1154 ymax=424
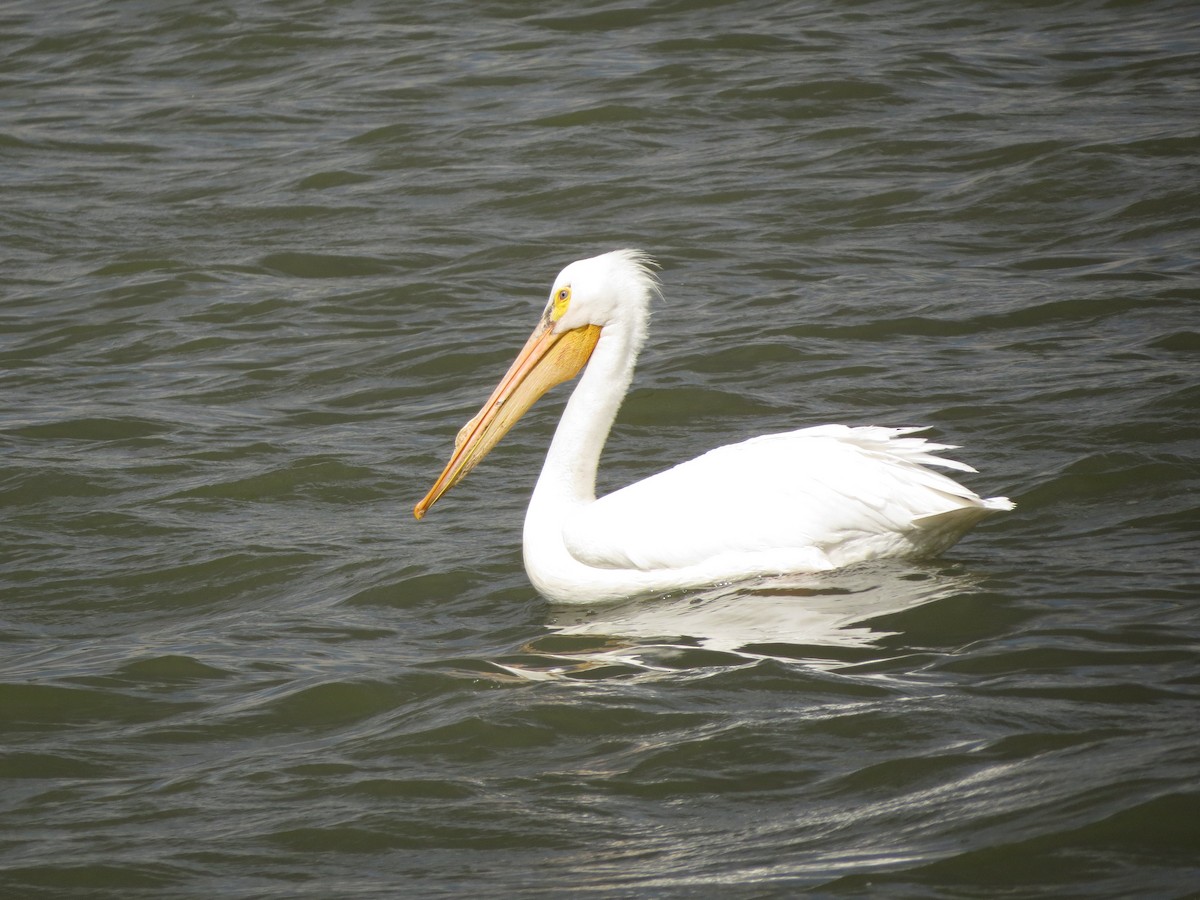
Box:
xmin=531 ymin=312 xmax=645 ymax=512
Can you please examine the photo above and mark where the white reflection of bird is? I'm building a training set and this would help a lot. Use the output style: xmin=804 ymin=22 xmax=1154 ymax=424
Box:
xmin=415 ymin=250 xmax=1013 ymax=605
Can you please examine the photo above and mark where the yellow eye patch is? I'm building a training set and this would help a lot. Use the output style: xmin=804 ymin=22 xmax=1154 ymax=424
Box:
xmin=551 ymin=285 xmax=571 ymax=319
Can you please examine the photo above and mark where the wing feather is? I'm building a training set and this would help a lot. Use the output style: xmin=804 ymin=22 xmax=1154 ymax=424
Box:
xmin=564 ymin=425 xmax=1009 ymax=572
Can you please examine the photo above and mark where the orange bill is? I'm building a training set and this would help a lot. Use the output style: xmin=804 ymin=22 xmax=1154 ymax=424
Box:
xmin=413 ymin=319 xmax=601 ymax=519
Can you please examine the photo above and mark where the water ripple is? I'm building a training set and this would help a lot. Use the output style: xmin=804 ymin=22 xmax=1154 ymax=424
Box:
xmin=3 ymin=0 xmax=1199 ymax=896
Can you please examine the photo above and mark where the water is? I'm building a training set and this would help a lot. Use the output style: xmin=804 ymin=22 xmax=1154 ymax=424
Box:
xmin=3 ymin=0 xmax=1199 ymax=896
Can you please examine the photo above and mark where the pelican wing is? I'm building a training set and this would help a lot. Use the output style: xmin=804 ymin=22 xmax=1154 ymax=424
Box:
xmin=564 ymin=425 xmax=1011 ymax=574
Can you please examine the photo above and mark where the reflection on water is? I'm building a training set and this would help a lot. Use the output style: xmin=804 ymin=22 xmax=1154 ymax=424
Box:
xmin=492 ymin=563 xmax=976 ymax=680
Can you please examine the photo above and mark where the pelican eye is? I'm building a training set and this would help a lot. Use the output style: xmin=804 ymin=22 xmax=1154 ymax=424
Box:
xmin=551 ymin=285 xmax=571 ymax=319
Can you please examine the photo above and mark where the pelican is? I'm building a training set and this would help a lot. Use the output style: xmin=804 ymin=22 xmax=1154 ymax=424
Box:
xmin=415 ymin=250 xmax=1012 ymax=605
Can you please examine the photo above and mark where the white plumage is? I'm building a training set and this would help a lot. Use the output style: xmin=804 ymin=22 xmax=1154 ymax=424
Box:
xmin=416 ymin=250 xmax=1013 ymax=605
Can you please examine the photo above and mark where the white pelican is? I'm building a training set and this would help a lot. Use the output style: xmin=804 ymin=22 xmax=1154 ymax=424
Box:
xmin=415 ymin=249 xmax=1013 ymax=605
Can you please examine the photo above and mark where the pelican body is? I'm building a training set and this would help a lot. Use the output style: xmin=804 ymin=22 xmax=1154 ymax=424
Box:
xmin=415 ymin=250 xmax=1012 ymax=604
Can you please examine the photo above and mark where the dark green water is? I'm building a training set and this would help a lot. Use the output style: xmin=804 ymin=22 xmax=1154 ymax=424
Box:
xmin=3 ymin=1 xmax=1199 ymax=897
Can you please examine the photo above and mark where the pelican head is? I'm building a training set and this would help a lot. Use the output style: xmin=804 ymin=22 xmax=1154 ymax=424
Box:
xmin=547 ymin=249 xmax=658 ymax=332
xmin=414 ymin=249 xmax=657 ymax=519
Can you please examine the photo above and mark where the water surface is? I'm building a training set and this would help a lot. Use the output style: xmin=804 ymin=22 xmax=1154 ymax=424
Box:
xmin=2 ymin=1 xmax=1199 ymax=896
